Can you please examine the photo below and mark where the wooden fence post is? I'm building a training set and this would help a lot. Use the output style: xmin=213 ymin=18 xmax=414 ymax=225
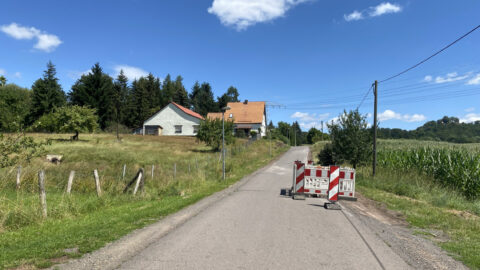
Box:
xmin=174 ymin=163 xmax=177 ymax=179
xmin=122 ymin=164 xmax=126 ymax=181
xmin=151 ymin=165 xmax=155 ymax=180
xmin=16 ymin=166 xmax=22 ymax=190
xmin=66 ymin=171 xmax=75 ymax=194
xmin=133 ymin=170 xmax=143 ymax=195
xmin=38 ymin=170 xmax=47 ymax=218
xmin=93 ymin=169 xmax=102 ymax=197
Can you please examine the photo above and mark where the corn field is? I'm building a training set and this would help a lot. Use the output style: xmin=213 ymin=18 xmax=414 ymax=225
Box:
xmin=378 ymin=147 xmax=480 ymax=200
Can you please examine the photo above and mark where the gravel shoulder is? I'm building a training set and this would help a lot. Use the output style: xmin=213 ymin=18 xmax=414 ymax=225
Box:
xmin=341 ymin=194 xmax=468 ymax=270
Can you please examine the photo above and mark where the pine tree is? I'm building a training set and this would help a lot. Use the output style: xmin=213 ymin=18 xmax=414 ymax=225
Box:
xmin=29 ymin=61 xmax=66 ymax=123
xmin=172 ymin=75 xmax=190 ymax=107
xmin=113 ymin=70 xmax=130 ymax=138
xmin=189 ymin=82 xmax=218 ymax=116
xmin=161 ymin=74 xmax=175 ymax=106
xmin=69 ymin=63 xmax=115 ymax=129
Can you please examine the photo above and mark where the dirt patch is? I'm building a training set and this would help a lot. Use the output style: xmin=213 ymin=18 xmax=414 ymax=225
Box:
xmin=342 ymin=192 xmax=408 ymax=226
xmin=342 ymin=192 xmax=467 ymax=270
xmin=50 ymin=256 xmax=70 ymax=264
xmin=8 ymin=265 xmax=36 ymax=270
xmin=446 ymin=209 xmax=479 ymax=220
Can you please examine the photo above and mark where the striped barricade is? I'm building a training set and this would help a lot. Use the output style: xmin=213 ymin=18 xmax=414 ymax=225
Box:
xmin=339 ymin=168 xmax=356 ymax=200
xmin=292 ymin=161 xmax=306 ymax=199
xmin=303 ymin=166 xmax=330 ymax=195
xmin=289 ymin=162 xmax=356 ymax=202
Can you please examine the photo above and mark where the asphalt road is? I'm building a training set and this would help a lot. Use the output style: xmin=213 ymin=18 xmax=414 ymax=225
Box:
xmin=117 ymin=146 xmax=410 ymax=270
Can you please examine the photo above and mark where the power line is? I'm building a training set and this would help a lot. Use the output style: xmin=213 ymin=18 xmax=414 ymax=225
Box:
xmin=379 ymin=24 xmax=480 ymax=83
xmin=357 ymin=84 xmax=374 ymax=110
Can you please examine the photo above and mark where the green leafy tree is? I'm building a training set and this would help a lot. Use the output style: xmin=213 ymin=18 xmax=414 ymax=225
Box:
xmin=217 ymin=86 xmax=240 ymax=109
xmin=172 ymin=75 xmax=190 ymax=107
xmin=0 ymin=133 xmax=48 ymax=168
xmin=32 ymin=106 xmax=99 ymax=140
xmin=29 ymin=61 xmax=66 ymax=123
xmin=327 ymin=109 xmax=371 ymax=168
xmin=0 ymin=84 xmax=31 ymax=131
xmin=196 ymin=118 xmax=234 ymax=150
xmin=69 ymin=63 xmax=115 ymax=129
xmin=0 ymin=75 xmax=6 ymax=86
xmin=306 ymin=127 xmax=325 ymax=144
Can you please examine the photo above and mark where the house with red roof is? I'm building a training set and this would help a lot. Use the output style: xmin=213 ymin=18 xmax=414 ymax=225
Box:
xmin=142 ymin=102 xmax=204 ymax=136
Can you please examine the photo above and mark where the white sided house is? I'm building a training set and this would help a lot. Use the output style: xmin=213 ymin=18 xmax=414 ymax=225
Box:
xmin=143 ymin=102 xmax=204 ymax=136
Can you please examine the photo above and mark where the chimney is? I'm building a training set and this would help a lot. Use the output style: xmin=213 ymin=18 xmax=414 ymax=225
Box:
xmin=244 ymin=100 xmax=248 ymax=104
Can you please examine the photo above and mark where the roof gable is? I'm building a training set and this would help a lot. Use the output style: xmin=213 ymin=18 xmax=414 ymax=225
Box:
xmin=207 ymin=101 xmax=265 ymax=124
xmin=171 ymin=102 xmax=204 ymax=120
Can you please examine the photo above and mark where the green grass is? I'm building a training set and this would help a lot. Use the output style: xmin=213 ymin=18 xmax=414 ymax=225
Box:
xmin=0 ymin=134 xmax=288 ymax=268
xmin=310 ymin=139 xmax=480 ymax=269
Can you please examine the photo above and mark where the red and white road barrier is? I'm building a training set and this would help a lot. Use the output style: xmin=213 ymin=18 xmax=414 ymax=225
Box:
xmin=339 ymin=168 xmax=355 ymax=199
xmin=303 ymin=166 xmax=330 ymax=195
xmin=328 ymin=166 xmax=340 ymax=202
xmin=290 ymin=162 xmax=356 ymax=201
xmin=293 ymin=161 xmax=305 ymax=194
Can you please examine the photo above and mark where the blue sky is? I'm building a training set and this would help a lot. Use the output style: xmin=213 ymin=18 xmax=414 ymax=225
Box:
xmin=1 ymin=0 xmax=480 ymax=131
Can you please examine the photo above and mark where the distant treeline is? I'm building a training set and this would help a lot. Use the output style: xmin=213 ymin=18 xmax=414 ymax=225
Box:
xmin=378 ymin=116 xmax=480 ymax=143
xmin=0 ymin=62 xmax=241 ymax=132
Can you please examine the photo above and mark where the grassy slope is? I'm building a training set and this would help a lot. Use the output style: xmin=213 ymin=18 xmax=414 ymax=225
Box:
xmin=0 ymin=134 xmax=288 ymax=269
xmin=311 ymin=140 xmax=480 ymax=269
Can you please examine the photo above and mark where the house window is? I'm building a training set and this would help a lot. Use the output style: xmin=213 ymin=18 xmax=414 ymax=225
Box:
xmin=193 ymin=125 xmax=199 ymax=134
xmin=175 ymin=125 xmax=182 ymax=134
xmin=229 ymin=113 xmax=233 ymax=118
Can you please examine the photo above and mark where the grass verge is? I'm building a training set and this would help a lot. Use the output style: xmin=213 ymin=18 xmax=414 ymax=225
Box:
xmin=356 ymin=168 xmax=480 ymax=269
xmin=0 ymin=134 xmax=288 ymax=268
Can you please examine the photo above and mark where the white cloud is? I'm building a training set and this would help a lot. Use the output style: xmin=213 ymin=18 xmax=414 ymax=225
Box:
xmin=378 ymin=109 xmax=426 ymax=122
xmin=0 ymin=23 xmax=62 ymax=52
xmin=344 ymin=2 xmax=402 ymax=22
xmin=460 ymin=113 xmax=480 ymax=123
xmin=0 ymin=69 xmax=5 ymax=76
xmin=291 ymin=111 xmax=329 ymax=130
xmin=344 ymin=10 xmax=363 ymax=21
xmin=465 ymin=107 xmax=475 ymax=112
xmin=466 ymin=73 xmax=480 ymax=85
xmin=369 ymin=2 xmax=402 ymax=17
xmin=34 ymin=33 xmax=62 ymax=52
xmin=14 ymin=72 xmax=21 ymax=78
xmin=423 ymin=75 xmax=433 ymax=82
xmin=114 ymin=65 xmax=149 ymax=81
xmin=208 ymin=0 xmax=308 ymax=30
xmin=434 ymin=72 xmax=469 ymax=84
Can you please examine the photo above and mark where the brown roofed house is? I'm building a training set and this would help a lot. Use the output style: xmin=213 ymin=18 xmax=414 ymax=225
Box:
xmin=207 ymin=100 xmax=266 ymax=138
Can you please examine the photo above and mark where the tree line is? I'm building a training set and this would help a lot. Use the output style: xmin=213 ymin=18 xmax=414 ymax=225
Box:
xmin=378 ymin=116 xmax=480 ymax=143
xmin=0 ymin=62 xmax=241 ymax=133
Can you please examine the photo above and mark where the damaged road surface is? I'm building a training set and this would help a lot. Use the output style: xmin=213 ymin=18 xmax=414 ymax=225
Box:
xmin=56 ymin=146 xmax=465 ymax=270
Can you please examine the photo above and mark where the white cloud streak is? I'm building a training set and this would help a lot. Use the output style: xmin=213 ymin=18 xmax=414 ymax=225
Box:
xmin=0 ymin=23 xmax=62 ymax=52
xmin=369 ymin=2 xmax=402 ymax=17
xmin=460 ymin=113 xmax=480 ymax=123
xmin=378 ymin=109 xmax=426 ymax=122
xmin=344 ymin=2 xmax=402 ymax=22
xmin=434 ymin=72 xmax=469 ymax=84
xmin=291 ymin=111 xmax=329 ymax=130
xmin=113 ymin=65 xmax=149 ymax=81
xmin=0 ymin=69 xmax=5 ymax=76
xmin=208 ymin=0 xmax=308 ymax=30
xmin=344 ymin=10 xmax=363 ymax=21
xmin=466 ymin=73 xmax=480 ymax=85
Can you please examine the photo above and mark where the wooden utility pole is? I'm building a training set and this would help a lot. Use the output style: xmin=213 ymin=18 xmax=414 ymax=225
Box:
xmin=373 ymin=80 xmax=378 ymax=176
